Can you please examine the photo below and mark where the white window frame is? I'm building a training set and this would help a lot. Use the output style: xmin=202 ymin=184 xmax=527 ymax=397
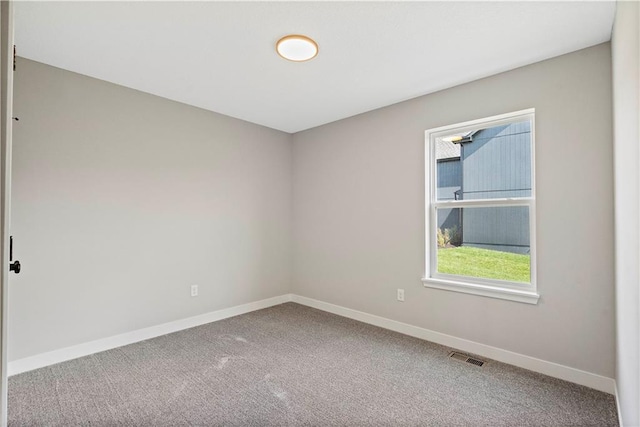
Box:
xmin=422 ymin=109 xmax=539 ymax=304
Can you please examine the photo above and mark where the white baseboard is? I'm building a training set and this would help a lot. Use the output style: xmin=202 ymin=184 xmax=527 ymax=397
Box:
xmin=291 ymin=295 xmax=616 ymax=395
xmin=9 ymin=292 xmax=616 ymax=397
xmin=8 ymin=294 xmax=294 ymax=376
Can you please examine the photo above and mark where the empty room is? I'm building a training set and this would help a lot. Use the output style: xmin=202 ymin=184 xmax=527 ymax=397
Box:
xmin=0 ymin=0 xmax=638 ymax=426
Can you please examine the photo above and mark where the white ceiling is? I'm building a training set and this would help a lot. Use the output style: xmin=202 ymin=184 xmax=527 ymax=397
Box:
xmin=15 ymin=1 xmax=615 ymax=133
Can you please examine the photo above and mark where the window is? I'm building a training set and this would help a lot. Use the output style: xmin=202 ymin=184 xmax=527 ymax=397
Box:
xmin=423 ymin=109 xmax=538 ymax=304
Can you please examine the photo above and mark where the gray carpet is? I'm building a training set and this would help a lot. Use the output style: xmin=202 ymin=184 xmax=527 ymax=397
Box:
xmin=9 ymin=303 xmax=618 ymax=426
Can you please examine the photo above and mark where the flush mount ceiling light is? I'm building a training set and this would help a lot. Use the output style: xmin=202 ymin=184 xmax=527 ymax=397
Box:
xmin=276 ymin=35 xmax=318 ymax=62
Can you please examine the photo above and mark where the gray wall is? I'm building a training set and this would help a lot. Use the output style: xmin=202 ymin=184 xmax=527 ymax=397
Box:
xmin=612 ymin=2 xmax=640 ymax=425
xmin=9 ymin=58 xmax=292 ymax=361
xmin=292 ymin=43 xmax=614 ymax=378
xmin=9 ymin=42 xmax=618 ymax=388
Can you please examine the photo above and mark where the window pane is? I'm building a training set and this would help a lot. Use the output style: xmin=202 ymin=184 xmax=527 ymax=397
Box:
xmin=436 ymin=206 xmax=530 ymax=283
xmin=435 ymin=120 xmax=532 ymax=201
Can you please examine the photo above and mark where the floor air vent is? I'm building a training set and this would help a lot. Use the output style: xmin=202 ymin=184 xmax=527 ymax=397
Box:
xmin=449 ymin=351 xmax=485 ymax=367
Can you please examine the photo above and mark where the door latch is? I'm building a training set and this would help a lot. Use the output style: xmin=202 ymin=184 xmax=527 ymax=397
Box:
xmin=9 ymin=236 xmax=20 ymax=274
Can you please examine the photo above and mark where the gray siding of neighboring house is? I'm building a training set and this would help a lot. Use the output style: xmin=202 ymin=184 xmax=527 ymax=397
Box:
xmin=461 ymin=122 xmax=531 ymax=254
xmin=436 ymin=158 xmax=461 ymax=231
xmin=462 ymin=206 xmax=530 ymax=254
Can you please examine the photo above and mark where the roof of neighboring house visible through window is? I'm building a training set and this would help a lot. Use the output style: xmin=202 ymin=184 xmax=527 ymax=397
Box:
xmin=435 ymin=138 xmax=461 ymax=160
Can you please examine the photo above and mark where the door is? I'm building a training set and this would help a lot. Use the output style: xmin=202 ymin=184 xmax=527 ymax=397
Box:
xmin=0 ymin=1 xmax=14 ymax=425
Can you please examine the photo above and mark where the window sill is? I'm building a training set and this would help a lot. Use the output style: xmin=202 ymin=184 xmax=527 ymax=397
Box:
xmin=422 ymin=277 xmax=540 ymax=305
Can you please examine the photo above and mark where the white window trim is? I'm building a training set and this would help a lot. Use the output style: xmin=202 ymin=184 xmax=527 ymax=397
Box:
xmin=422 ymin=109 xmax=539 ymax=305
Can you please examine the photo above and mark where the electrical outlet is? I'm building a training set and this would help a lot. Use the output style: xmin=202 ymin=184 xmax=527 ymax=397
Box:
xmin=191 ymin=285 xmax=198 ymax=297
xmin=397 ymin=288 xmax=405 ymax=302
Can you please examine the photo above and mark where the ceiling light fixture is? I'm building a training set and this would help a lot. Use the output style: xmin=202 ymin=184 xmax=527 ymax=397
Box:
xmin=276 ymin=35 xmax=318 ymax=62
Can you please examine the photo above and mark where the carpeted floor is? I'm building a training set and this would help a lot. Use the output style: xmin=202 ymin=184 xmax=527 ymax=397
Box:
xmin=9 ymin=303 xmax=618 ymax=426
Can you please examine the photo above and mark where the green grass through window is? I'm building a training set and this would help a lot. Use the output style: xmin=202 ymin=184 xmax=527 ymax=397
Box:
xmin=437 ymin=246 xmax=530 ymax=283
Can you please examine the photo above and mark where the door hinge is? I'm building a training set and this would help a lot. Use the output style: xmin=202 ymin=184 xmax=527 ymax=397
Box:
xmin=13 ymin=45 xmax=16 ymax=71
